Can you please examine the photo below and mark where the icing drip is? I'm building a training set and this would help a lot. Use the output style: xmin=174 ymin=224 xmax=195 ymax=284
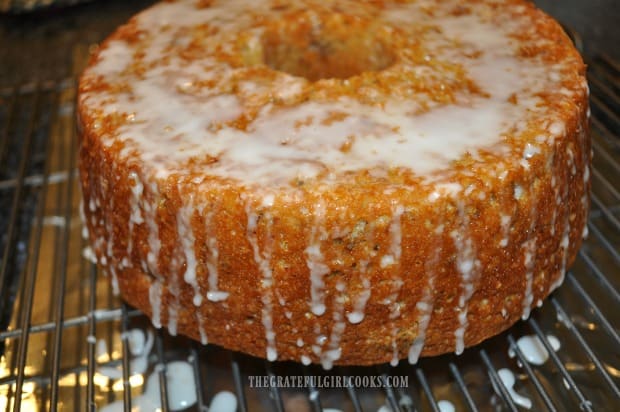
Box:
xmin=246 ymin=201 xmax=277 ymax=361
xmin=521 ymin=192 xmax=539 ymax=320
xmin=554 ymin=219 xmax=570 ymax=291
xmin=497 ymin=368 xmax=533 ymax=409
xmin=108 ymin=266 xmax=120 ymax=297
xmin=521 ymin=238 xmax=536 ymax=320
xmin=386 ymin=205 xmax=405 ymax=267
xmin=387 ymin=204 xmax=405 ymax=366
xmin=451 ymin=203 xmax=480 ymax=355
xmin=579 ymin=119 xmax=589 ymax=243
xmin=311 ymin=324 xmax=328 ymax=365
xmin=149 ymin=280 xmax=163 ymax=329
xmin=408 ymin=247 xmax=439 ymax=364
xmin=305 ymin=199 xmax=329 ymax=316
xmin=127 ymin=171 xmax=144 ymax=258
xmin=347 ymin=264 xmax=370 ymax=324
xmin=196 ymin=311 xmax=208 ymax=345
xmin=138 ymin=179 xmax=169 ymax=331
xmin=551 ymin=183 xmax=571 ymax=292
xmin=82 ymin=246 xmax=97 ymax=263
xmin=177 ymin=202 xmax=203 ymax=306
xmin=79 ymin=200 xmax=89 ymax=240
xmin=167 ymin=257 xmax=181 ymax=336
xmin=499 ymin=214 xmax=511 ymax=248
xmin=144 ymin=181 xmax=161 ymax=277
xmin=205 ymin=209 xmax=228 ymax=302
xmin=105 ymin=196 xmax=120 ymax=295
xmin=321 ymin=281 xmax=346 ymax=370
xmin=143 ymin=180 xmax=167 ymax=330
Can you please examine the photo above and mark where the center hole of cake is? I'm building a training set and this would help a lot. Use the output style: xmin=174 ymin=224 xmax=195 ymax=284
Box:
xmin=260 ymin=15 xmax=395 ymax=81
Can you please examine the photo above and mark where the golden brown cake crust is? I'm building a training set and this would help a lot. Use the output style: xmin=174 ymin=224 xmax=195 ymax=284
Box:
xmin=78 ymin=0 xmax=589 ymax=366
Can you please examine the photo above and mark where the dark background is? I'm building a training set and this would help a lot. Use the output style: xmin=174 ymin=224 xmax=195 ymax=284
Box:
xmin=535 ymin=0 xmax=619 ymax=60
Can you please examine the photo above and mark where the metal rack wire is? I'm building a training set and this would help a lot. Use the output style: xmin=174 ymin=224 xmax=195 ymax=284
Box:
xmin=0 ymin=47 xmax=619 ymax=412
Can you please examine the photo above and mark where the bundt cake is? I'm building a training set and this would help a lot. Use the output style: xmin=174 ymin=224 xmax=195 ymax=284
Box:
xmin=78 ymin=0 xmax=590 ymax=367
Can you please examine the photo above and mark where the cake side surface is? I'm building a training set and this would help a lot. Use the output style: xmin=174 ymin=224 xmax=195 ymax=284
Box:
xmin=77 ymin=0 xmax=590 ymax=366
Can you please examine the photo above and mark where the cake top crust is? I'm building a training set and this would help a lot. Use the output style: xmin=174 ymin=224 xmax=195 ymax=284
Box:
xmin=79 ymin=0 xmax=586 ymax=189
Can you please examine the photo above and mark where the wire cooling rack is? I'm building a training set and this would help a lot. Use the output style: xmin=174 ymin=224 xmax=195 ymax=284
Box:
xmin=0 ymin=12 xmax=619 ymax=412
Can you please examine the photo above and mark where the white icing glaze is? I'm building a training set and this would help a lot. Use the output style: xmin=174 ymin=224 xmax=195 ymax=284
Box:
xmin=347 ymin=263 xmax=371 ymax=324
xmin=177 ymin=203 xmax=203 ymax=306
xmin=521 ymin=190 xmax=539 ymax=320
xmin=306 ymin=199 xmax=329 ymax=316
xmin=104 ymin=194 xmax=120 ymax=295
xmin=127 ymin=171 xmax=144 ymax=258
xmin=549 ymin=121 xmax=565 ymax=136
xmin=141 ymin=178 xmax=167 ymax=330
xmin=80 ymin=0 xmax=582 ymax=188
xmin=388 ymin=205 xmax=404 ymax=264
xmin=408 ymin=248 xmax=439 ymax=364
xmin=197 ymin=312 xmax=208 ymax=345
xmin=193 ymin=203 xmax=229 ymax=302
xmin=208 ymin=391 xmax=237 ymax=412
xmin=101 ymin=328 xmax=197 ymax=411
xmin=521 ymin=238 xmax=536 ymax=320
xmin=205 ymin=212 xmax=229 ymax=302
xmin=388 ymin=204 xmax=405 ymax=366
xmin=125 ymin=329 xmax=146 ymax=356
xmin=108 ymin=266 xmax=120 ymax=297
xmin=100 ymin=361 xmax=198 ymax=412
xmin=148 ymin=280 xmax=163 ymax=329
xmin=144 ymin=180 xmax=161 ymax=276
xmin=451 ymin=203 xmax=480 ymax=355
xmin=167 ymin=257 xmax=181 ymax=336
xmin=129 ymin=330 xmax=154 ymax=375
xmin=79 ymin=200 xmax=89 ymax=240
xmin=321 ymin=281 xmax=346 ymax=369
xmin=163 ymin=362 xmax=198 ymax=410
xmin=246 ymin=200 xmax=278 ymax=361
xmin=550 ymin=203 xmax=571 ymax=292
xmin=97 ymin=328 xmax=162 ymax=409
xmin=437 ymin=400 xmax=456 ymax=412
xmin=508 ymin=334 xmax=560 ymax=365
xmin=82 ymin=246 xmax=97 ymax=264
xmin=523 ymin=143 xmax=540 ymax=160
xmin=497 ymin=368 xmax=533 ymax=409
xmin=499 ymin=214 xmax=511 ymax=248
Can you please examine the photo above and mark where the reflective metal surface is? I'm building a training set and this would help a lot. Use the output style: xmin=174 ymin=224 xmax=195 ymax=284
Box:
xmin=0 ymin=3 xmax=619 ymax=411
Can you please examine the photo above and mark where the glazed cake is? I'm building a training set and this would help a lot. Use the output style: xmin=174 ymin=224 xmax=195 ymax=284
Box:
xmin=78 ymin=0 xmax=590 ymax=367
